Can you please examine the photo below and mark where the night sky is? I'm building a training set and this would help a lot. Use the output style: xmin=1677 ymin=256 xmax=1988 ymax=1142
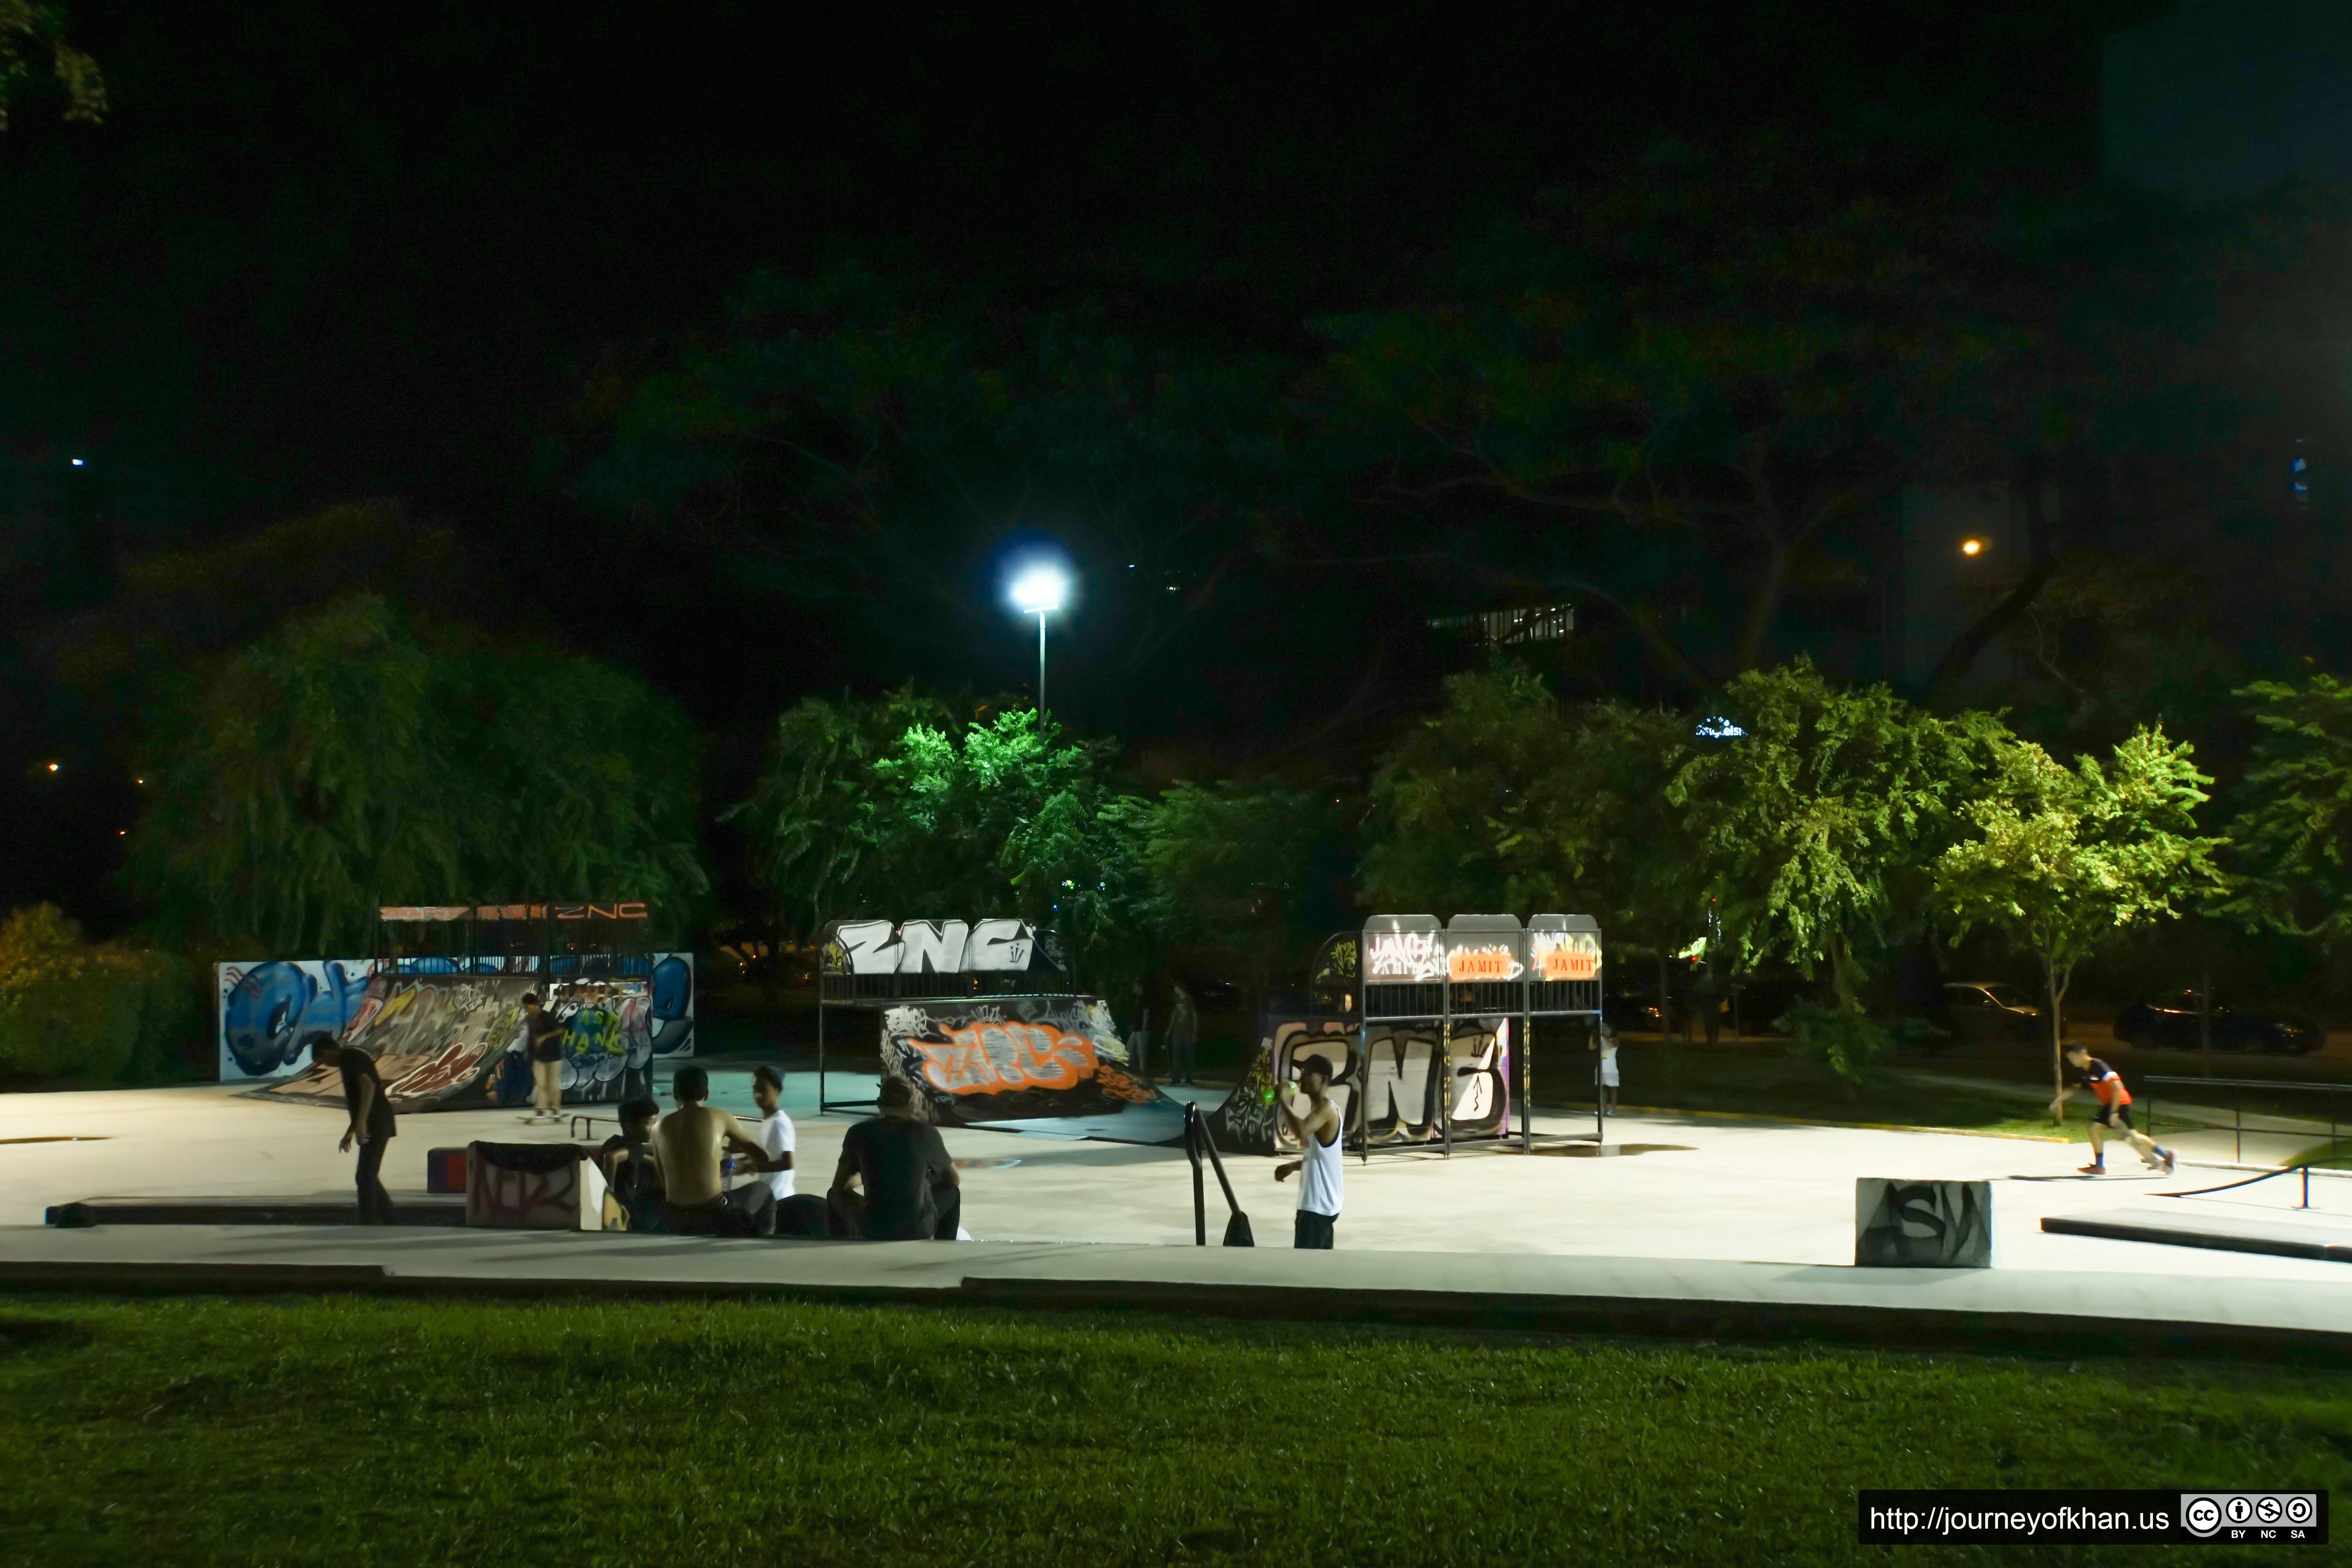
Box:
xmin=1 ymin=2 xmax=2176 ymax=927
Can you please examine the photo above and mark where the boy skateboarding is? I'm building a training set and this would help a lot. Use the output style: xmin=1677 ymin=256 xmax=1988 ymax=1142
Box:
xmin=2051 ymin=1040 xmax=2176 ymax=1176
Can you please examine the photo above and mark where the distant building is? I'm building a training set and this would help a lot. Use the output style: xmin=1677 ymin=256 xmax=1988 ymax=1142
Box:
xmin=2105 ymin=0 xmax=2352 ymax=199
xmin=1425 ymin=603 xmax=1575 ymax=647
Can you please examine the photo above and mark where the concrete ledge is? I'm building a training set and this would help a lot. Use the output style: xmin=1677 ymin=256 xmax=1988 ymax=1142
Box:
xmin=5 ymin=1226 xmax=2352 ymax=1364
xmin=45 ymin=1196 xmax=467 ymax=1229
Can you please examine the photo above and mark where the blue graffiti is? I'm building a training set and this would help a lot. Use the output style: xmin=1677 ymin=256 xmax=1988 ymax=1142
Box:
xmin=649 ymin=954 xmax=693 ymax=1057
xmin=222 ymin=960 xmax=370 ymax=1077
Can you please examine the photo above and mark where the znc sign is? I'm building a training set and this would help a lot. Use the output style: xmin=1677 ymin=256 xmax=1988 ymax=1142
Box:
xmin=825 ymin=918 xmax=1044 ymax=976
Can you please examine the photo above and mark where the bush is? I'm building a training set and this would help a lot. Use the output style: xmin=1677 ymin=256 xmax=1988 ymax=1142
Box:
xmin=1773 ymin=1002 xmax=1938 ymax=1084
xmin=0 ymin=905 xmax=175 ymax=1083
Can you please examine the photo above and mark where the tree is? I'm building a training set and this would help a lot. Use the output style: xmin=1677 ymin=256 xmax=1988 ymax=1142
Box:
xmin=1114 ymin=778 xmax=1351 ymax=1013
xmin=2216 ymin=676 xmax=2352 ymax=951
xmin=1667 ymin=661 xmax=1990 ymax=1076
xmin=1317 ymin=136 xmax=2021 ymax=689
xmin=0 ymin=2 xmax=103 ymax=131
xmin=1363 ymin=666 xmax=1703 ymax=1044
xmin=129 ymin=597 xmax=709 ymax=953
xmin=1935 ymin=726 xmax=2224 ymax=1104
xmin=725 ymin=687 xmax=955 ymax=942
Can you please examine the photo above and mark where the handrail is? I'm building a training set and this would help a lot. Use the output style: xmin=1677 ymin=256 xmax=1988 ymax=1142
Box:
xmin=1182 ymin=1102 xmax=1253 ymax=1246
xmin=2140 ymin=1075 xmax=2350 ymax=1166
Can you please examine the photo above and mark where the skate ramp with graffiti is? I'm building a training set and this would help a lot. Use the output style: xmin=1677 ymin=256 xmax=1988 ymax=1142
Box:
xmin=218 ymin=960 xmax=374 ymax=1081
xmin=879 ymin=997 xmax=1184 ymax=1141
xmin=1204 ymin=1016 xmax=1514 ymax=1155
xmin=254 ymin=956 xmax=693 ymax=1114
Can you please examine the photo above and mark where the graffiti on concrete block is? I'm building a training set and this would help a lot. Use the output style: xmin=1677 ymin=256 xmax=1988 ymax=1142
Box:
xmin=879 ymin=997 xmax=1153 ymax=1126
xmin=1855 ymin=1179 xmax=1993 ymax=1268
xmin=465 ymin=1142 xmax=606 ymax=1230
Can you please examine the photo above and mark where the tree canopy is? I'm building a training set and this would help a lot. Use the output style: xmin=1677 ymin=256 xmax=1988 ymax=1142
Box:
xmin=128 ymin=596 xmax=708 ymax=953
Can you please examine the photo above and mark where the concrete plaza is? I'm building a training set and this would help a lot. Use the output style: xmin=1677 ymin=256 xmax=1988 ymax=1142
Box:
xmin=2 ymin=1066 xmax=2346 ymax=1285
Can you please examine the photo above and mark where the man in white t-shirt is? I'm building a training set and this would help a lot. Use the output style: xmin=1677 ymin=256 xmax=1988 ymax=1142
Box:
xmin=743 ymin=1064 xmax=830 ymax=1237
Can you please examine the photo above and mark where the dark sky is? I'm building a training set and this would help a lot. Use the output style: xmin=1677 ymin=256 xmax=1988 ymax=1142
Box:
xmin=4 ymin=2 xmax=2160 ymax=539
xmin=0 ymin=2 xmax=2180 ymax=928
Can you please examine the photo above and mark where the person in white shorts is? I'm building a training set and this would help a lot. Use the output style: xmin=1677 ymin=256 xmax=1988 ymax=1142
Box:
xmin=1592 ymin=1020 xmax=1621 ymax=1113
xmin=1275 ymin=1056 xmax=1344 ymax=1248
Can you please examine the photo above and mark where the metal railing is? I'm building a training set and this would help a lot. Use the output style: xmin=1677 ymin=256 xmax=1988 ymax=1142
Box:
xmin=2141 ymin=1076 xmax=2352 ymax=1166
xmin=1182 ymin=1102 xmax=1253 ymax=1246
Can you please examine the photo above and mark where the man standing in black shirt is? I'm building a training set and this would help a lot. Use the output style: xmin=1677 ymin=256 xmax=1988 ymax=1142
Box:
xmin=520 ymin=992 xmax=568 ymax=1122
xmin=306 ymin=1030 xmax=397 ymax=1223
xmin=828 ymin=1076 xmax=961 ymax=1240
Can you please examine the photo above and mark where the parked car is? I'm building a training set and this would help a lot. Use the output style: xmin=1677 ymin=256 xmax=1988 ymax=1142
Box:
xmin=2111 ymin=990 xmax=2326 ymax=1056
xmin=1941 ymin=981 xmax=2041 ymax=1046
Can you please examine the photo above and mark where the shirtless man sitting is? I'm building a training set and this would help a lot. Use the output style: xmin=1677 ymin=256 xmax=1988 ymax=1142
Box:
xmin=651 ymin=1066 xmax=789 ymax=1237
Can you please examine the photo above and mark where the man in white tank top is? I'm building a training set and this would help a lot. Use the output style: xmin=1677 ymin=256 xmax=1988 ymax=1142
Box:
xmin=1275 ymin=1056 xmax=1344 ymax=1248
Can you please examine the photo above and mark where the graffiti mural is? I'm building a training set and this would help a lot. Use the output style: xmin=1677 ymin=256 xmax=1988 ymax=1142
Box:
xmin=251 ymin=953 xmax=693 ymax=1114
xmin=1854 ymin=1179 xmax=1993 ymax=1268
xmin=464 ymin=1142 xmax=608 ymax=1230
xmin=878 ymin=997 xmax=1159 ymax=1126
xmin=217 ymin=960 xmax=375 ymax=1080
xmin=1205 ymin=1017 xmax=1513 ymax=1154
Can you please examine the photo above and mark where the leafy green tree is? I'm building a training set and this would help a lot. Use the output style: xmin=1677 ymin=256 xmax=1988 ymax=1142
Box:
xmin=0 ymin=903 xmax=187 ymax=1081
xmin=1667 ymin=661 xmax=1990 ymax=1076
xmin=1936 ymin=727 xmax=2224 ymax=1104
xmin=725 ymin=687 xmax=954 ymax=941
xmin=784 ymin=707 xmax=1151 ymax=990
xmin=0 ymin=2 xmax=103 ymax=131
xmin=129 ymin=597 xmax=708 ymax=953
xmin=2215 ymin=676 xmax=2352 ymax=950
xmin=1113 ymin=779 xmax=1351 ymax=1011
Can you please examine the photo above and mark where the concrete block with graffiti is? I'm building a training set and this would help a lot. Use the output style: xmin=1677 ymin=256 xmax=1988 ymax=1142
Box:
xmin=878 ymin=997 xmax=1160 ymax=1126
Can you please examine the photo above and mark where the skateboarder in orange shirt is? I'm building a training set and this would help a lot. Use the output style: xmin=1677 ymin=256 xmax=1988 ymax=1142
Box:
xmin=2051 ymin=1040 xmax=2176 ymax=1176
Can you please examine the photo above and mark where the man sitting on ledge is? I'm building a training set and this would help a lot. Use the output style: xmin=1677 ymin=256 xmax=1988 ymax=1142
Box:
xmin=827 ymin=1076 xmax=961 ymax=1240
xmin=652 ymin=1067 xmax=788 ymax=1237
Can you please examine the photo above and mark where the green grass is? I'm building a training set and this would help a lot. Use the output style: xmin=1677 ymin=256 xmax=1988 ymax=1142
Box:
xmin=1 ymin=1295 xmax=2345 ymax=1566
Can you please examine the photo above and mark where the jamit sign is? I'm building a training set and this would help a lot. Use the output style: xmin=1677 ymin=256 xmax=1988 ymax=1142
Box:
xmin=1531 ymin=926 xmax=1602 ymax=981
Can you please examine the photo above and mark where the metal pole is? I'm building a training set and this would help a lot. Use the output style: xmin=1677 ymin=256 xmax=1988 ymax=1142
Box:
xmin=2235 ymin=1094 xmax=2242 ymax=1165
xmin=817 ymin=994 xmax=826 ymax=1112
xmin=1036 ymin=611 xmax=1047 ymax=720
xmin=1187 ymin=1106 xmax=1207 ymax=1245
xmin=1520 ymin=1008 xmax=1532 ymax=1154
xmin=1357 ymin=1021 xmax=1371 ymax=1163
xmin=1595 ymin=1014 xmax=1605 ymax=1146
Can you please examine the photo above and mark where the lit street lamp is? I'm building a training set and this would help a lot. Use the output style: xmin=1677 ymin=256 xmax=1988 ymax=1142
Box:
xmin=1008 ymin=564 xmax=1070 ymax=719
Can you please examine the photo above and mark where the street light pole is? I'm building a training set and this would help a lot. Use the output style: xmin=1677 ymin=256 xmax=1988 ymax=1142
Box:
xmin=1008 ymin=563 xmax=1071 ymax=725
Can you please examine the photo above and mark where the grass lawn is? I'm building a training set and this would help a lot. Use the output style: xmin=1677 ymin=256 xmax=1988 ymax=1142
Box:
xmin=1 ymin=1295 xmax=2345 ymax=1566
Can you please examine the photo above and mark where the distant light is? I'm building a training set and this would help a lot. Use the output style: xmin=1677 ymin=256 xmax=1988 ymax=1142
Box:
xmin=117 ymin=830 xmax=125 ymax=837
xmin=1009 ymin=565 xmax=1069 ymax=615
xmin=69 ymin=457 xmax=85 ymax=468
xmin=1695 ymin=717 xmax=1746 ymax=740
xmin=135 ymin=777 xmax=144 ymax=785
xmin=46 ymin=762 xmax=58 ymax=773
xmin=1959 ymin=537 xmax=1986 ymax=557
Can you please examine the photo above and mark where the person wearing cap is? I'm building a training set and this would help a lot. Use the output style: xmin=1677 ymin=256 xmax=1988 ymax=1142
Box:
xmin=649 ymin=1066 xmax=786 ymax=1236
xmin=827 ymin=1076 xmax=961 ymax=1240
xmin=519 ymin=991 xmax=569 ymax=1123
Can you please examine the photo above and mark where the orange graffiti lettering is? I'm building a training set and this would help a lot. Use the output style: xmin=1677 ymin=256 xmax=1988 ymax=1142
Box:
xmin=915 ymin=1023 xmax=1097 ymax=1096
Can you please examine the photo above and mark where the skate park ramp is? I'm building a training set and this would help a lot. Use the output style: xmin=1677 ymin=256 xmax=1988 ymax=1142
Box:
xmin=880 ymin=998 xmax=1187 ymax=1145
xmin=258 ymin=964 xmax=687 ymax=1114
xmin=1203 ymin=1017 xmax=1516 ymax=1155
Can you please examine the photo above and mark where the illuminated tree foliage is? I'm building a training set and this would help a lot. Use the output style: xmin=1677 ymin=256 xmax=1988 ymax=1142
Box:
xmin=1666 ymin=661 xmax=1991 ymax=1075
xmin=1935 ymin=726 xmax=2223 ymax=1102
xmin=0 ymin=2 xmax=103 ymax=130
xmin=128 ymin=597 xmax=708 ymax=954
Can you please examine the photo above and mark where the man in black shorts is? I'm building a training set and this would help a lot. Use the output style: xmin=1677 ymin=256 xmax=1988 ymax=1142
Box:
xmin=2053 ymin=1041 xmax=2176 ymax=1175
xmin=306 ymin=1030 xmax=397 ymax=1223
xmin=828 ymin=1077 xmax=961 ymax=1240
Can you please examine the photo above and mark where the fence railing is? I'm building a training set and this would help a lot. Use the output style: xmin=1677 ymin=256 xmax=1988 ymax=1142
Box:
xmin=2141 ymin=1076 xmax=2352 ymax=1166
